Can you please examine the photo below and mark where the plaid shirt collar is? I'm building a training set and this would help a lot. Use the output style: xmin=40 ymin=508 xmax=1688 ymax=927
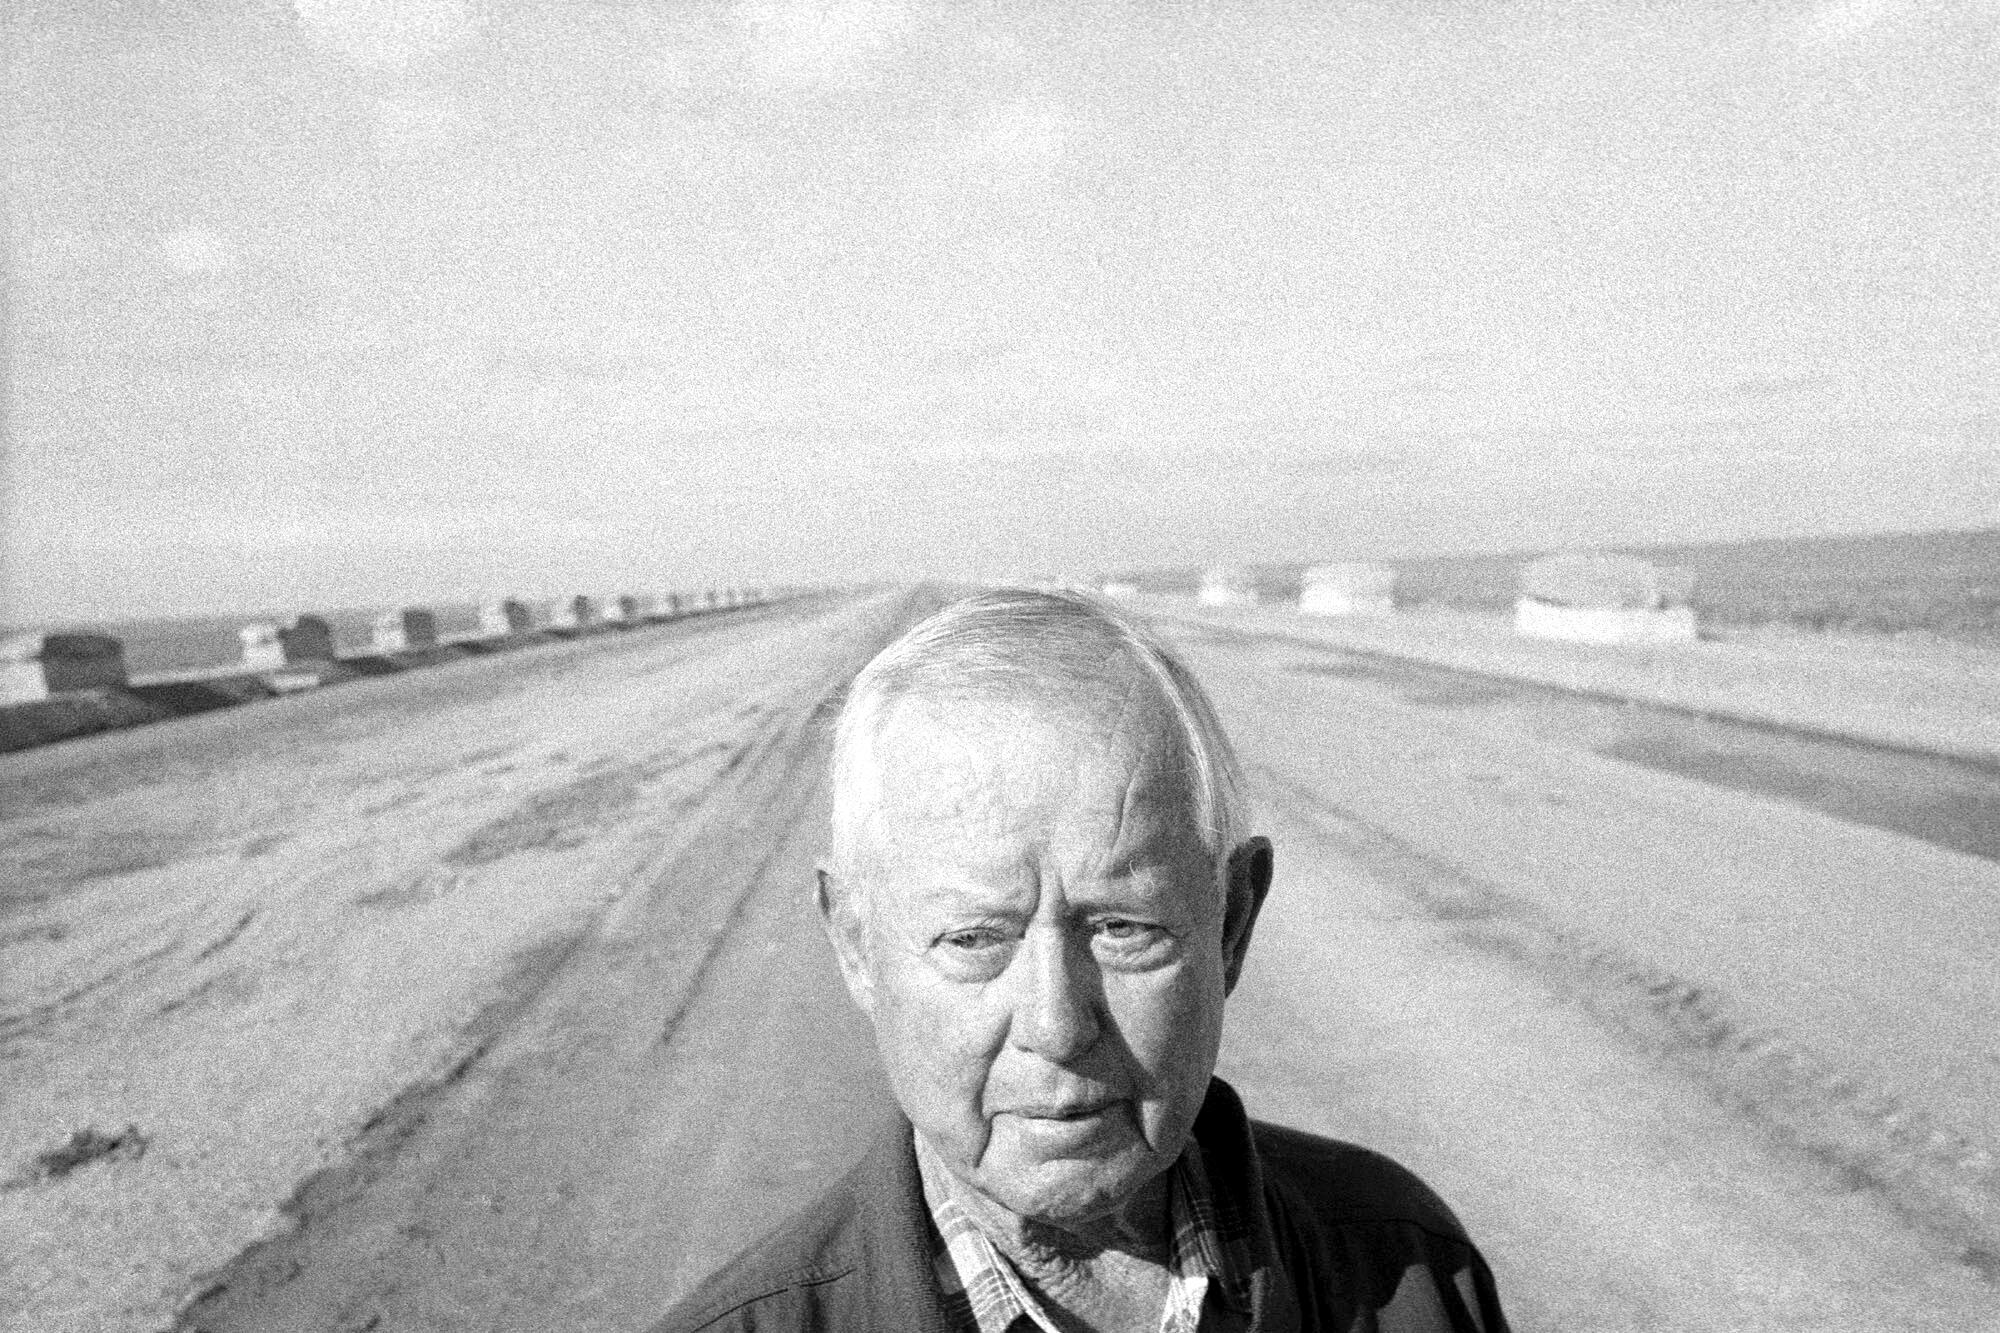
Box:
xmin=915 ymin=1130 xmax=1257 ymax=1333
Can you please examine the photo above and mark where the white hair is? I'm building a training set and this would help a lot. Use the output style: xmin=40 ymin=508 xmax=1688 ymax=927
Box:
xmin=828 ymin=588 xmax=1248 ymax=886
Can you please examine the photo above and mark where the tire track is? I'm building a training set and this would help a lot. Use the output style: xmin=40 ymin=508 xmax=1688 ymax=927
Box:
xmin=1253 ymin=760 xmax=2000 ymax=1284
xmin=170 ymin=590 xmax=936 ymax=1332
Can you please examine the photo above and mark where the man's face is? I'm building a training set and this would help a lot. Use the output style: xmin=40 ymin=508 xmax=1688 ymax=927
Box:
xmin=827 ymin=684 xmax=1239 ymax=1226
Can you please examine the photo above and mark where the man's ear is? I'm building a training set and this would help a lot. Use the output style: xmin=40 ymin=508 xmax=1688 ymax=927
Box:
xmin=816 ymin=867 xmax=875 ymax=1015
xmin=1221 ymin=836 xmax=1273 ymax=995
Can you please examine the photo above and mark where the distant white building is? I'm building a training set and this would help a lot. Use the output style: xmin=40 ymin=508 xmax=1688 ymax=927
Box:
xmin=1199 ymin=567 xmax=1259 ymax=607
xmin=0 ymin=632 xmax=128 ymax=704
xmin=241 ymin=615 xmax=336 ymax=670
xmin=239 ymin=623 xmax=283 ymax=671
xmin=1514 ymin=552 xmax=1697 ymax=645
xmin=549 ymin=595 xmax=598 ymax=630
xmin=371 ymin=607 xmax=438 ymax=653
xmin=1299 ymin=563 xmax=1396 ymax=616
xmin=480 ymin=598 xmax=533 ymax=636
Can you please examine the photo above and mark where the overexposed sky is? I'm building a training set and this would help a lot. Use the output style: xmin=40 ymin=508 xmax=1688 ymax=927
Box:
xmin=5 ymin=0 xmax=1996 ymax=619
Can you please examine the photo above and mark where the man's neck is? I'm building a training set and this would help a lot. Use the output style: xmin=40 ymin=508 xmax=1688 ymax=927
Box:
xmin=940 ymin=1161 xmax=1173 ymax=1273
xmin=924 ymin=1142 xmax=1179 ymax=1333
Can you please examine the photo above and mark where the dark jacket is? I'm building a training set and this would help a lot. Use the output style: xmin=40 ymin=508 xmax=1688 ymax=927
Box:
xmin=653 ymin=1078 xmax=1508 ymax=1333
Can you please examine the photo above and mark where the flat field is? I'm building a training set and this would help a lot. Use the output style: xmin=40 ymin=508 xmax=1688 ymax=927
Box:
xmin=3 ymin=590 xmax=1996 ymax=1332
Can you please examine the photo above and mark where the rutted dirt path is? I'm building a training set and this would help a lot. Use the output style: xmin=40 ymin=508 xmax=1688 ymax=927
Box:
xmin=1166 ymin=617 xmax=2000 ymax=1331
xmin=1 ymin=592 xmax=923 ymax=1333
xmin=172 ymin=604 xmax=899 ymax=1331
xmin=6 ymin=592 xmax=1997 ymax=1332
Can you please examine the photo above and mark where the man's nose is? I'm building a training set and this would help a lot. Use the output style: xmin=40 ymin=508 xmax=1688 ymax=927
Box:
xmin=1007 ymin=925 xmax=1101 ymax=1061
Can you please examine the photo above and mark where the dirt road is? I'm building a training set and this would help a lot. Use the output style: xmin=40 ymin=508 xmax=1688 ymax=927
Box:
xmin=1168 ymin=616 xmax=2000 ymax=1331
xmin=4 ymin=592 xmax=1996 ymax=1331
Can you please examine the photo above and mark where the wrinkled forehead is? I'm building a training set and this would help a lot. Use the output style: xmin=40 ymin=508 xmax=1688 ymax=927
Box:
xmin=856 ymin=678 xmax=1202 ymax=861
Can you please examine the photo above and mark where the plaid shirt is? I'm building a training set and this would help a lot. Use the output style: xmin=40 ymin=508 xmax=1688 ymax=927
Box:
xmin=915 ymin=1131 xmax=1256 ymax=1333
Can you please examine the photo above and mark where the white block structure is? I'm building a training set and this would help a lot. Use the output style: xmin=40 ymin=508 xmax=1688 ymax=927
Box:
xmin=480 ymin=598 xmax=533 ymax=636
xmin=1 ymin=632 xmax=129 ymax=704
xmin=239 ymin=623 xmax=283 ymax=670
xmin=241 ymin=615 xmax=336 ymax=669
xmin=371 ymin=607 xmax=438 ymax=653
xmin=1514 ymin=552 xmax=1697 ymax=645
xmin=1198 ymin=567 xmax=1259 ymax=607
xmin=1298 ymin=563 xmax=1396 ymax=616
xmin=1514 ymin=599 xmax=1698 ymax=645
xmin=549 ymin=595 xmax=598 ymax=630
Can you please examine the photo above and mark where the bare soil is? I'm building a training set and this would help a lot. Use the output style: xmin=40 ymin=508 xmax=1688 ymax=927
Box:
xmin=4 ymin=589 xmax=1996 ymax=1332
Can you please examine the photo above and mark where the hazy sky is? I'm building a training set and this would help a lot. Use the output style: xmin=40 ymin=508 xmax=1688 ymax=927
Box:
xmin=6 ymin=0 xmax=1996 ymax=620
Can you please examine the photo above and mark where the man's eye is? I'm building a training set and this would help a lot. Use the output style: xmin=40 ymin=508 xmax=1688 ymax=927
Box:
xmin=1095 ymin=919 xmax=1164 ymax=947
xmin=940 ymin=929 xmax=1005 ymax=951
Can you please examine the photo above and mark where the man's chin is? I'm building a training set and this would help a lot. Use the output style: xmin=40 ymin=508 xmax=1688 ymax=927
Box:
xmin=974 ymin=1144 xmax=1164 ymax=1229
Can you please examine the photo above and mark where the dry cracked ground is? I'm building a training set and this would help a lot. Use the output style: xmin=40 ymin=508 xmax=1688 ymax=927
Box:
xmin=3 ymin=590 xmax=1997 ymax=1332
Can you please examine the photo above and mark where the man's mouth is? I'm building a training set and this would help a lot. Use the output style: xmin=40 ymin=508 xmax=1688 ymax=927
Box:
xmin=995 ymin=1097 xmax=1132 ymax=1150
xmin=1011 ymin=1100 xmax=1115 ymax=1121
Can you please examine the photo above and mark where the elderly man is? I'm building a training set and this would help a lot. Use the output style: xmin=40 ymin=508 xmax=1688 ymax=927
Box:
xmin=658 ymin=590 xmax=1509 ymax=1333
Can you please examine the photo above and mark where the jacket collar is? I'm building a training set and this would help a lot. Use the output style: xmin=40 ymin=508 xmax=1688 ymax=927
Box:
xmin=855 ymin=1108 xmax=959 ymax=1333
xmin=1189 ymin=1078 xmax=1302 ymax=1333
